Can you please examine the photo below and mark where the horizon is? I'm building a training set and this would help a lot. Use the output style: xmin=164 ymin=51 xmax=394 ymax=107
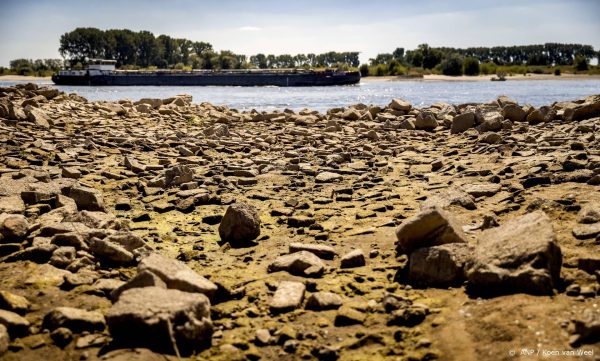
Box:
xmin=1 ymin=0 xmax=599 ymax=67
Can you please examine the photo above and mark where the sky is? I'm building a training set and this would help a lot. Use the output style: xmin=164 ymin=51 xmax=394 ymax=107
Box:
xmin=1 ymin=0 xmax=599 ymax=67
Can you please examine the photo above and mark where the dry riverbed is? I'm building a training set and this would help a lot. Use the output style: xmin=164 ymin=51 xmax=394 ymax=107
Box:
xmin=0 ymin=83 xmax=599 ymax=361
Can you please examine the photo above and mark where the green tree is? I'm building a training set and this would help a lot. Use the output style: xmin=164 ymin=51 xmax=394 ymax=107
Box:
xmin=463 ymin=57 xmax=480 ymax=75
xmin=441 ymin=53 xmax=463 ymax=75
xmin=359 ymin=64 xmax=369 ymax=77
xmin=574 ymin=55 xmax=588 ymax=71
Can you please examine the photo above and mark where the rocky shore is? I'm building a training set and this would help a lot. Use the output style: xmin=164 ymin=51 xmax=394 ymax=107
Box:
xmin=0 ymin=83 xmax=599 ymax=361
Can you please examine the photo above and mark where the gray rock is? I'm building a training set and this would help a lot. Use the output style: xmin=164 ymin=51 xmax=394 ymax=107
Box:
xmin=138 ymin=253 xmax=217 ymax=298
xmin=340 ymin=249 xmax=366 ymax=268
xmin=563 ymin=96 xmax=600 ymax=122
xmin=0 ymin=324 xmax=7 ymax=356
xmin=68 ymin=185 xmax=106 ymax=212
xmin=269 ymin=281 xmax=305 ymax=313
xmin=110 ymin=270 xmax=167 ymax=301
xmin=42 ymin=307 xmax=105 ymax=333
xmin=89 ymin=238 xmax=134 ymax=264
xmin=289 ymin=242 xmax=336 ymax=260
xmin=450 ymin=112 xmax=475 ymax=134
xmin=105 ymin=287 xmax=212 ymax=355
xmin=502 ymin=104 xmax=526 ymax=122
xmin=409 ymin=243 xmax=473 ymax=287
xmin=306 ymin=292 xmax=343 ymax=310
xmin=572 ymin=223 xmax=600 ymax=240
xmin=164 ymin=164 xmax=193 ymax=188
xmin=395 ymin=206 xmax=466 ymax=255
xmin=218 ymin=203 xmax=261 ymax=245
xmin=422 ymin=188 xmax=476 ymax=210
xmin=0 ymin=309 xmax=30 ymax=337
xmin=49 ymin=246 xmax=77 ymax=268
xmin=268 ymin=250 xmax=325 ymax=277
xmin=466 ymin=211 xmax=562 ymax=295
xmin=315 ymin=172 xmax=343 ymax=183
xmin=415 ymin=111 xmax=438 ymax=131
xmin=577 ymin=204 xmax=600 ymax=224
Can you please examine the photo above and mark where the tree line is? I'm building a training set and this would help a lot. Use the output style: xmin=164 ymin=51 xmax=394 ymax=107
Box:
xmin=58 ymin=27 xmax=359 ymax=70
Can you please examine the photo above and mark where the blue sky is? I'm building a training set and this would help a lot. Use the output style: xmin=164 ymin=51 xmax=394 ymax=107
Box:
xmin=1 ymin=0 xmax=599 ymax=66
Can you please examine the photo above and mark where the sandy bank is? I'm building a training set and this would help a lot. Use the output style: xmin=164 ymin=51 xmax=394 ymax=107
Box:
xmin=0 ymin=75 xmax=52 ymax=81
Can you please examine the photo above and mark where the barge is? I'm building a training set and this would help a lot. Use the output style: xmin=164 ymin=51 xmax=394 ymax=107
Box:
xmin=52 ymin=59 xmax=361 ymax=87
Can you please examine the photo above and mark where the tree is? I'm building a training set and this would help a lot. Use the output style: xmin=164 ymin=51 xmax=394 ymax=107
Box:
xmin=463 ymin=57 xmax=480 ymax=76
xmin=359 ymin=64 xmax=369 ymax=77
xmin=441 ymin=53 xmax=463 ymax=76
xmin=392 ymin=47 xmax=405 ymax=61
xmin=574 ymin=55 xmax=588 ymax=71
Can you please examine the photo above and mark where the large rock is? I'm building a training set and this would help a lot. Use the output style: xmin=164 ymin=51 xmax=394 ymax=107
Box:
xmin=269 ymin=281 xmax=305 ymax=314
xmin=450 ymin=112 xmax=475 ymax=134
xmin=389 ymin=98 xmax=412 ymax=112
xmin=138 ymin=253 xmax=217 ymax=298
xmin=89 ymin=238 xmax=134 ymax=264
xmin=395 ymin=206 xmax=466 ymax=255
xmin=164 ymin=165 xmax=193 ymax=188
xmin=68 ymin=185 xmax=105 ymax=212
xmin=409 ymin=243 xmax=473 ymax=287
xmin=0 ymin=214 xmax=29 ymax=242
xmin=42 ymin=307 xmax=105 ymax=333
xmin=25 ymin=107 xmax=51 ymax=128
xmin=289 ymin=242 xmax=336 ymax=260
xmin=563 ymin=96 xmax=600 ymax=122
xmin=466 ymin=211 xmax=562 ymax=295
xmin=0 ymin=324 xmax=7 ymax=356
xmin=0 ymin=309 xmax=30 ymax=337
xmin=501 ymin=104 xmax=526 ymax=122
xmin=105 ymin=287 xmax=212 ymax=355
xmin=415 ymin=111 xmax=438 ymax=131
xmin=218 ymin=203 xmax=261 ymax=245
xmin=268 ymin=251 xmax=325 ymax=277
xmin=110 ymin=270 xmax=167 ymax=301
xmin=306 ymin=292 xmax=343 ymax=310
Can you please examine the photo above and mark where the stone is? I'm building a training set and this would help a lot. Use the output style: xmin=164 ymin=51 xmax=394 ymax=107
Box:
xmin=289 ymin=242 xmax=336 ymax=260
xmin=502 ymin=104 xmax=526 ymax=122
xmin=164 ymin=164 xmax=193 ymax=188
xmin=462 ymin=183 xmax=502 ymax=197
xmin=0 ymin=214 xmax=29 ymax=242
xmin=218 ymin=202 xmax=261 ymax=245
xmin=409 ymin=243 xmax=473 ymax=287
xmin=388 ymin=304 xmax=428 ymax=326
xmin=268 ymin=251 xmax=325 ymax=277
xmin=451 ymin=112 xmax=475 ymax=134
xmin=269 ymin=281 xmax=305 ymax=313
xmin=110 ymin=270 xmax=167 ymax=301
xmin=570 ymin=309 xmax=600 ymax=346
xmin=68 ymin=185 xmax=105 ymax=212
xmin=395 ymin=206 xmax=466 ymax=255
xmin=340 ymin=249 xmax=366 ymax=268
xmin=466 ymin=211 xmax=561 ymax=295
xmin=306 ymin=292 xmax=343 ymax=310
xmin=255 ymin=329 xmax=271 ymax=346
xmin=572 ymin=223 xmax=600 ymax=240
xmin=389 ymin=98 xmax=412 ymax=111
xmin=315 ymin=172 xmax=343 ymax=183
xmin=25 ymin=107 xmax=51 ymax=128
xmin=334 ymin=306 xmax=365 ymax=326
xmin=563 ymin=97 xmax=600 ymax=122
xmin=0 ymin=291 xmax=30 ymax=315
xmin=105 ymin=287 xmax=212 ymax=355
xmin=49 ymin=246 xmax=77 ymax=268
xmin=415 ymin=111 xmax=438 ymax=131
xmin=50 ymin=327 xmax=73 ymax=347
xmin=42 ymin=307 xmax=105 ymax=333
xmin=0 ymin=196 xmax=26 ymax=214
xmin=423 ymin=188 xmax=476 ymax=210
xmin=89 ymin=238 xmax=134 ymax=264
xmin=138 ymin=253 xmax=217 ymax=298
xmin=577 ymin=204 xmax=600 ymax=224
xmin=479 ymin=132 xmax=502 ymax=144
xmin=0 ymin=324 xmax=8 ymax=356
xmin=0 ymin=309 xmax=30 ymax=337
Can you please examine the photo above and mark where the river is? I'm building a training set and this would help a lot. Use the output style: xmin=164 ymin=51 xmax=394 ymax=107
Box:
xmin=2 ymin=78 xmax=599 ymax=113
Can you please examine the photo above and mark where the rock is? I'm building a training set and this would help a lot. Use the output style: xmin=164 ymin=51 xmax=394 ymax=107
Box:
xmin=218 ymin=202 xmax=261 ymax=245
xmin=466 ymin=211 xmax=561 ymax=295
xmin=0 ymin=324 xmax=7 ymax=356
xmin=287 ymin=215 xmax=315 ymax=228
xmin=409 ymin=243 xmax=473 ymax=287
xmin=415 ymin=111 xmax=438 ymax=131
xmin=563 ymin=97 xmax=600 ymax=122
xmin=268 ymin=251 xmax=325 ymax=277
xmin=110 ymin=270 xmax=167 ymax=301
xmin=50 ymin=327 xmax=73 ymax=347
xmin=527 ymin=106 xmax=555 ymax=124
xmin=462 ymin=183 xmax=502 ymax=197
xmin=105 ymin=287 xmax=212 ymax=355
xmin=255 ymin=329 xmax=271 ymax=346
xmin=49 ymin=246 xmax=77 ymax=268
xmin=315 ymin=172 xmax=343 ymax=183
xmin=479 ymin=132 xmax=502 ymax=144
xmin=42 ymin=307 xmax=105 ymax=333
xmin=572 ymin=223 xmax=600 ymax=240
xmin=334 ymin=306 xmax=365 ymax=326
xmin=164 ymin=164 xmax=193 ymax=188
xmin=0 ymin=291 xmax=30 ymax=315
xmin=340 ymin=249 xmax=365 ymax=268
xmin=389 ymin=98 xmax=412 ymax=111
xmin=388 ymin=304 xmax=428 ymax=326
xmin=0 ymin=214 xmax=29 ymax=242
xmin=68 ymin=185 xmax=105 ymax=212
xmin=306 ymin=292 xmax=343 ymax=310
xmin=289 ymin=242 xmax=336 ymax=260
xmin=25 ymin=107 xmax=51 ymax=128
xmin=0 ymin=196 xmax=26 ymax=214
xmin=450 ymin=112 xmax=475 ymax=134
xmin=0 ymin=309 xmax=30 ymax=337
xmin=89 ymin=238 xmax=134 ymax=264
xmin=423 ymin=188 xmax=476 ymax=210
xmin=395 ymin=206 xmax=466 ymax=255
xmin=570 ymin=309 xmax=600 ymax=346
xmin=269 ymin=281 xmax=306 ymax=313
xmin=577 ymin=204 xmax=600 ymax=224
xmin=138 ymin=253 xmax=218 ymax=298
xmin=502 ymin=104 xmax=526 ymax=122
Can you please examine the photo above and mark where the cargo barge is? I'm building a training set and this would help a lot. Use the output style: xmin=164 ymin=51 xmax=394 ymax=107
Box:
xmin=51 ymin=59 xmax=361 ymax=86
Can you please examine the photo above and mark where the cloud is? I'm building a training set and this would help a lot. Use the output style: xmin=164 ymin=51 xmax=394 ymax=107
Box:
xmin=239 ymin=26 xmax=261 ymax=32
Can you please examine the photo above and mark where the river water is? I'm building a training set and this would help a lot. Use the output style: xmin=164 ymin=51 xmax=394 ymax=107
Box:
xmin=2 ymin=79 xmax=599 ymax=113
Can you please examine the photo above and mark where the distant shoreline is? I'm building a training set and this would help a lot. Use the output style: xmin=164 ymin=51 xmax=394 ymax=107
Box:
xmin=2 ymin=73 xmax=600 ymax=84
